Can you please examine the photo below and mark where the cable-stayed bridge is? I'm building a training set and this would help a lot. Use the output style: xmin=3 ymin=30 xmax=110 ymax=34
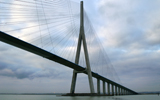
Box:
xmin=0 ymin=0 xmax=137 ymax=96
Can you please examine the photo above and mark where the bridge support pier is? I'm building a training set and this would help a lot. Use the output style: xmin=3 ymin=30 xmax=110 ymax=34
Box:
xmin=120 ymin=88 xmax=122 ymax=95
xmin=115 ymin=86 xmax=117 ymax=95
xmin=118 ymin=87 xmax=120 ymax=95
xmin=112 ymin=84 xmax=114 ymax=95
xmin=107 ymin=83 xmax=110 ymax=95
xmin=129 ymin=90 xmax=130 ymax=95
xmin=121 ymin=88 xmax=123 ymax=95
xmin=97 ymin=79 xmax=100 ymax=94
xmin=103 ymin=81 xmax=106 ymax=94
xmin=119 ymin=87 xmax=121 ymax=95
xmin=120 ymin=87 xmax=121 ymax=95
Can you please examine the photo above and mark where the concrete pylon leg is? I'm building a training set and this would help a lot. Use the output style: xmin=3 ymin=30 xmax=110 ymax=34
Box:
xmin=80 ymin=1 xmax=95 ymax=93
xmin=70 ymin=70 xmax=77 ymax=93
xmin=70 ymin=1 xmax=95 ymax=94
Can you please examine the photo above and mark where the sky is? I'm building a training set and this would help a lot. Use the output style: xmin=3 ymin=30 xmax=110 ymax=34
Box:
xmin=0 ymin=0 xmax=160 ymax=93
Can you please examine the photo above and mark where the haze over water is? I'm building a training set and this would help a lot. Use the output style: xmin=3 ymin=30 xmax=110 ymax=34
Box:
xmin=0 ymin=95 xmax=160 ymax=100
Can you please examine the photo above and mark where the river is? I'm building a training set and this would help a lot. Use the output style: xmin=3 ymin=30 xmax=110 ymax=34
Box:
xmin=0 ymin=94 xmax=160 ymax=100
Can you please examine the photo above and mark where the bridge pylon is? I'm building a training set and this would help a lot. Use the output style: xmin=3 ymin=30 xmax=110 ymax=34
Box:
xmin=70 ymin=1 xmax=95 ymax=94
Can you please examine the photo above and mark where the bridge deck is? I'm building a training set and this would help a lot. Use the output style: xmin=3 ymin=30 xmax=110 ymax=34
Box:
xmin=0 ymin=31 xmax=137 ymax=94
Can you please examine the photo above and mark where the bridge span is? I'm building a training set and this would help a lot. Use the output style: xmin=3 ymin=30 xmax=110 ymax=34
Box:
xmin=0 ymin=30 xmax=137 ymax=95
xmin=0 ymin=0 xmax=138 ymax=96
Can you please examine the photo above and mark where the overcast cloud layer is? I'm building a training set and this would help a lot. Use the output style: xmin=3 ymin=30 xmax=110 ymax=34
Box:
xmin=96 ymin=0 xmax=160 ymax=92
xmin=0 ymin=0 xmax=160 ymax=93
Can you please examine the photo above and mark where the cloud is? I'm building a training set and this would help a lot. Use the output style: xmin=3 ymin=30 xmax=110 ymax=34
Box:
xmin=95 ymin=0 xmax=160 ymax=91
xmin=0 ymin=42 xmax=72 ymax=80
xmin=97 ymin=0 xmax=160 ymax=50
xmin=1 ymin=0 xmax=160 ymax=93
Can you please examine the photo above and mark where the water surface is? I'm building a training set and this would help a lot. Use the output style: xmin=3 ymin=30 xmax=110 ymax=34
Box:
xmin=0 ymin=94 xmax=160 ymax=100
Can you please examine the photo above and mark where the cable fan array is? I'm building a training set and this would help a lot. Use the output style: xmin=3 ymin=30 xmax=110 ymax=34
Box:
xmin=0 ymin=0 xmax=121 ymax=84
